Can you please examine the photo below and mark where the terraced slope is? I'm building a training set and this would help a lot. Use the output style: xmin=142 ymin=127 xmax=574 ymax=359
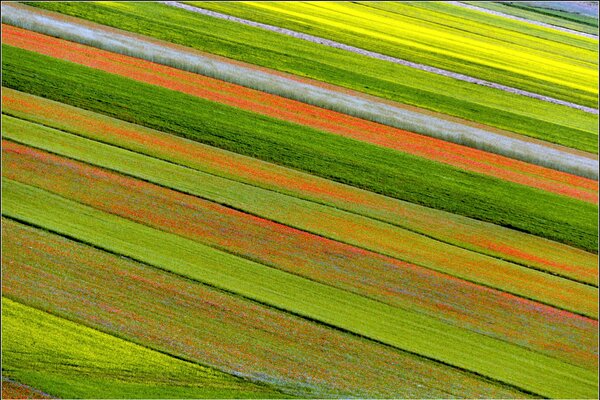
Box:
xmin=20 ymin=1 xmax=599 ymax=152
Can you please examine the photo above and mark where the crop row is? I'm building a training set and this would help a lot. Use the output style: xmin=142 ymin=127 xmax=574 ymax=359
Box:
xmin=462 ymin=1 xmax=599 ymax=35
xmin=2 ymin=297 xmax=283 ymax=399
xmin=3 ymin=24 xmax=596 ymax=201
xmin=4 ymin=140 xmax=597 ymax=369
xmin=186 ymin=1 xmax=598 ymax=108
xmin=3 ymin=45 xmax=598 ymax=252
xmin=3 ymin=219 xmax=533 ymax=398
xmin=4 ymin=118 xmax=597 ymax=318
xmin=3 ymin=88 xmax=596 ymax=285
xmin=3 ymin=178 xmax=598 ymax=399
xmin=18 ymin=2 xmax=599 ymax=153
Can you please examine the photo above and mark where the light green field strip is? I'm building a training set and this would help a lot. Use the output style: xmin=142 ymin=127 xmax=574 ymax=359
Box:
xmin=457 ymin=1 xmax=598 ymax=37
xmin=1 ymin=298 xmax=284 ymax=399
xmin=189 ymin=1 xmax=598 ymax=108
xmin=3 ymin=179 xmax=598 ymax=399
xmin=3 ymin=116 xmax=597 ymax=318
xmin=3 ymin=89 xmax=595 ymax=286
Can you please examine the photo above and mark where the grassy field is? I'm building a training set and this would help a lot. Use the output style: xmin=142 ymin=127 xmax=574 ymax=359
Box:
xmin=2 ymin=298 xmax=283 ymax=399
xmin=4 ymin=88 xmax=596 ymax=284
xmin=3 ymin=25 xmax=596 ymax=200
xmin=3 ymin=219 xmax=539 ymax=399
xmin=4 ymin=141 xmax=597 ymax=370
xmin=3 ymin=118 xmax=598 ymax=319
xmin=189 ymin=1 xmax=598 ymax=107
xmin=3 ymin=178 xmax=598 ymax=399
xmin=464 ymin=1 xmax=599 ymax=34
xmin=21 ymin=2 xmax=599 ymax=152
xmin=3 ymin=46 xmax=598 ymax=252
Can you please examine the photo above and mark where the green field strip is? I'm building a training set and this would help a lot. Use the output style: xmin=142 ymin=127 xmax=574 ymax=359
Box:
xmin=3 ymin=219 xmax=537 ymax=399
xmin=3 ymin=179 xmax=598 ymax=399
xmin=188 ymin=1 xmax=598 ymax=108
xmin=1 ymin=297 xmax=286 ymax=399
xmin=373 ymin=1 xmax=599 ymax=39
xmin=468 ymin=1 xmax=599 ymax=34
xmin=3 ymin=117 xmax=597 ymax=319
xmin=5 ymin=140 xmax=597 ymax=371
xmin=3 ymin=47 xmax=598 ymax=252
xmin=21 ymin=1 xmax=599 ymax=152
xmin=4 ymin=88 xmax=596 ymax=287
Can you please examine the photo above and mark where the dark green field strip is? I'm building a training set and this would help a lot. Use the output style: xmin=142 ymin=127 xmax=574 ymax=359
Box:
xmin=5 ymin=140 xmax=597 ymax=370
xmin=3 ymin=218 xmax=535 ymax=399
xmin=3 ymin=178 xmax=598 ymax=399
xmin=3 ymin=46 xmax=597 ymax=252
xmin=2 ymin=297 xmax=286 ymax=399
xmin=22 ymin=1 xmax=599 ymax=152
xmin=188 ymin=1 xmax=597 ymax=107
xmin=4 ymin=117 xmax=598 ymax=319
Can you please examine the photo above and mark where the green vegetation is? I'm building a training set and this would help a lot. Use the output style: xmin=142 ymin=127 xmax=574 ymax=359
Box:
xmin=189 ymin=1 xmax=598 ymax=107
xmin=23 ymin=2 xmax=599 ymax=152
xmin=2 ymin=47 xmax=597 ymax=251
xmin=2 ymin=297 xmax=283 ymax=399
xmin=4 ymin=88 xmax=596 ymax=285
xmin=4 ymin=218 xmax=535 ymax=398
xmin=3 ymin=178 xmax=598 ymax=399
xmin=3 ymin=117 xmax=598 ymax=317
xmin=482 ymin=2 xmax=599 ymax=32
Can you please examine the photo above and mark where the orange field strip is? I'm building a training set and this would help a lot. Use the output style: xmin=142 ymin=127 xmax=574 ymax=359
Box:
xmin=2 ymin=24 xmax=597 ymax=204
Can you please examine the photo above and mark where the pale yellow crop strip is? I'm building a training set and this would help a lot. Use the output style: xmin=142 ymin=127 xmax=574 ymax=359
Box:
xmin=247 ymin=2 xmax=597 ymax=93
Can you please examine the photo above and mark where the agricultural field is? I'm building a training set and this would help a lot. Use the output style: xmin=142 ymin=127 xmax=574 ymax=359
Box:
xmin=1 ymin=1 xmax=598 ymax=399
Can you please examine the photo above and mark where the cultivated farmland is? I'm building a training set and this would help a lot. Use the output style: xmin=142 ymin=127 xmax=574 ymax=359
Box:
xmin=1 ymin=1 xmax=598 ymax=399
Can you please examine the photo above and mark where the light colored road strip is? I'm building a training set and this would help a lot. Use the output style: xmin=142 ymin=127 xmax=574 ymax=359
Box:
xmin=165 ymin=1 xmax=598 ymax=115
xmin=2 ymin=3 xmax=598 ymax=179
xmin=451 ymin=1 xmax=598 ymax=39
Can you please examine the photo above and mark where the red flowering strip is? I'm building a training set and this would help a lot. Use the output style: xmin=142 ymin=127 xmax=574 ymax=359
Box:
xmin=3 ymin=141 xmax=597 ymax=369
xmin=2 ymin=24 xmax=597 ymax=203
xmin=3 ymin=88 xmax=596 ymax=286
xmin=3 ymin=219 xmax=535 ymax=399
xmin=1 ymin=379 xmax=53 ymax=400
